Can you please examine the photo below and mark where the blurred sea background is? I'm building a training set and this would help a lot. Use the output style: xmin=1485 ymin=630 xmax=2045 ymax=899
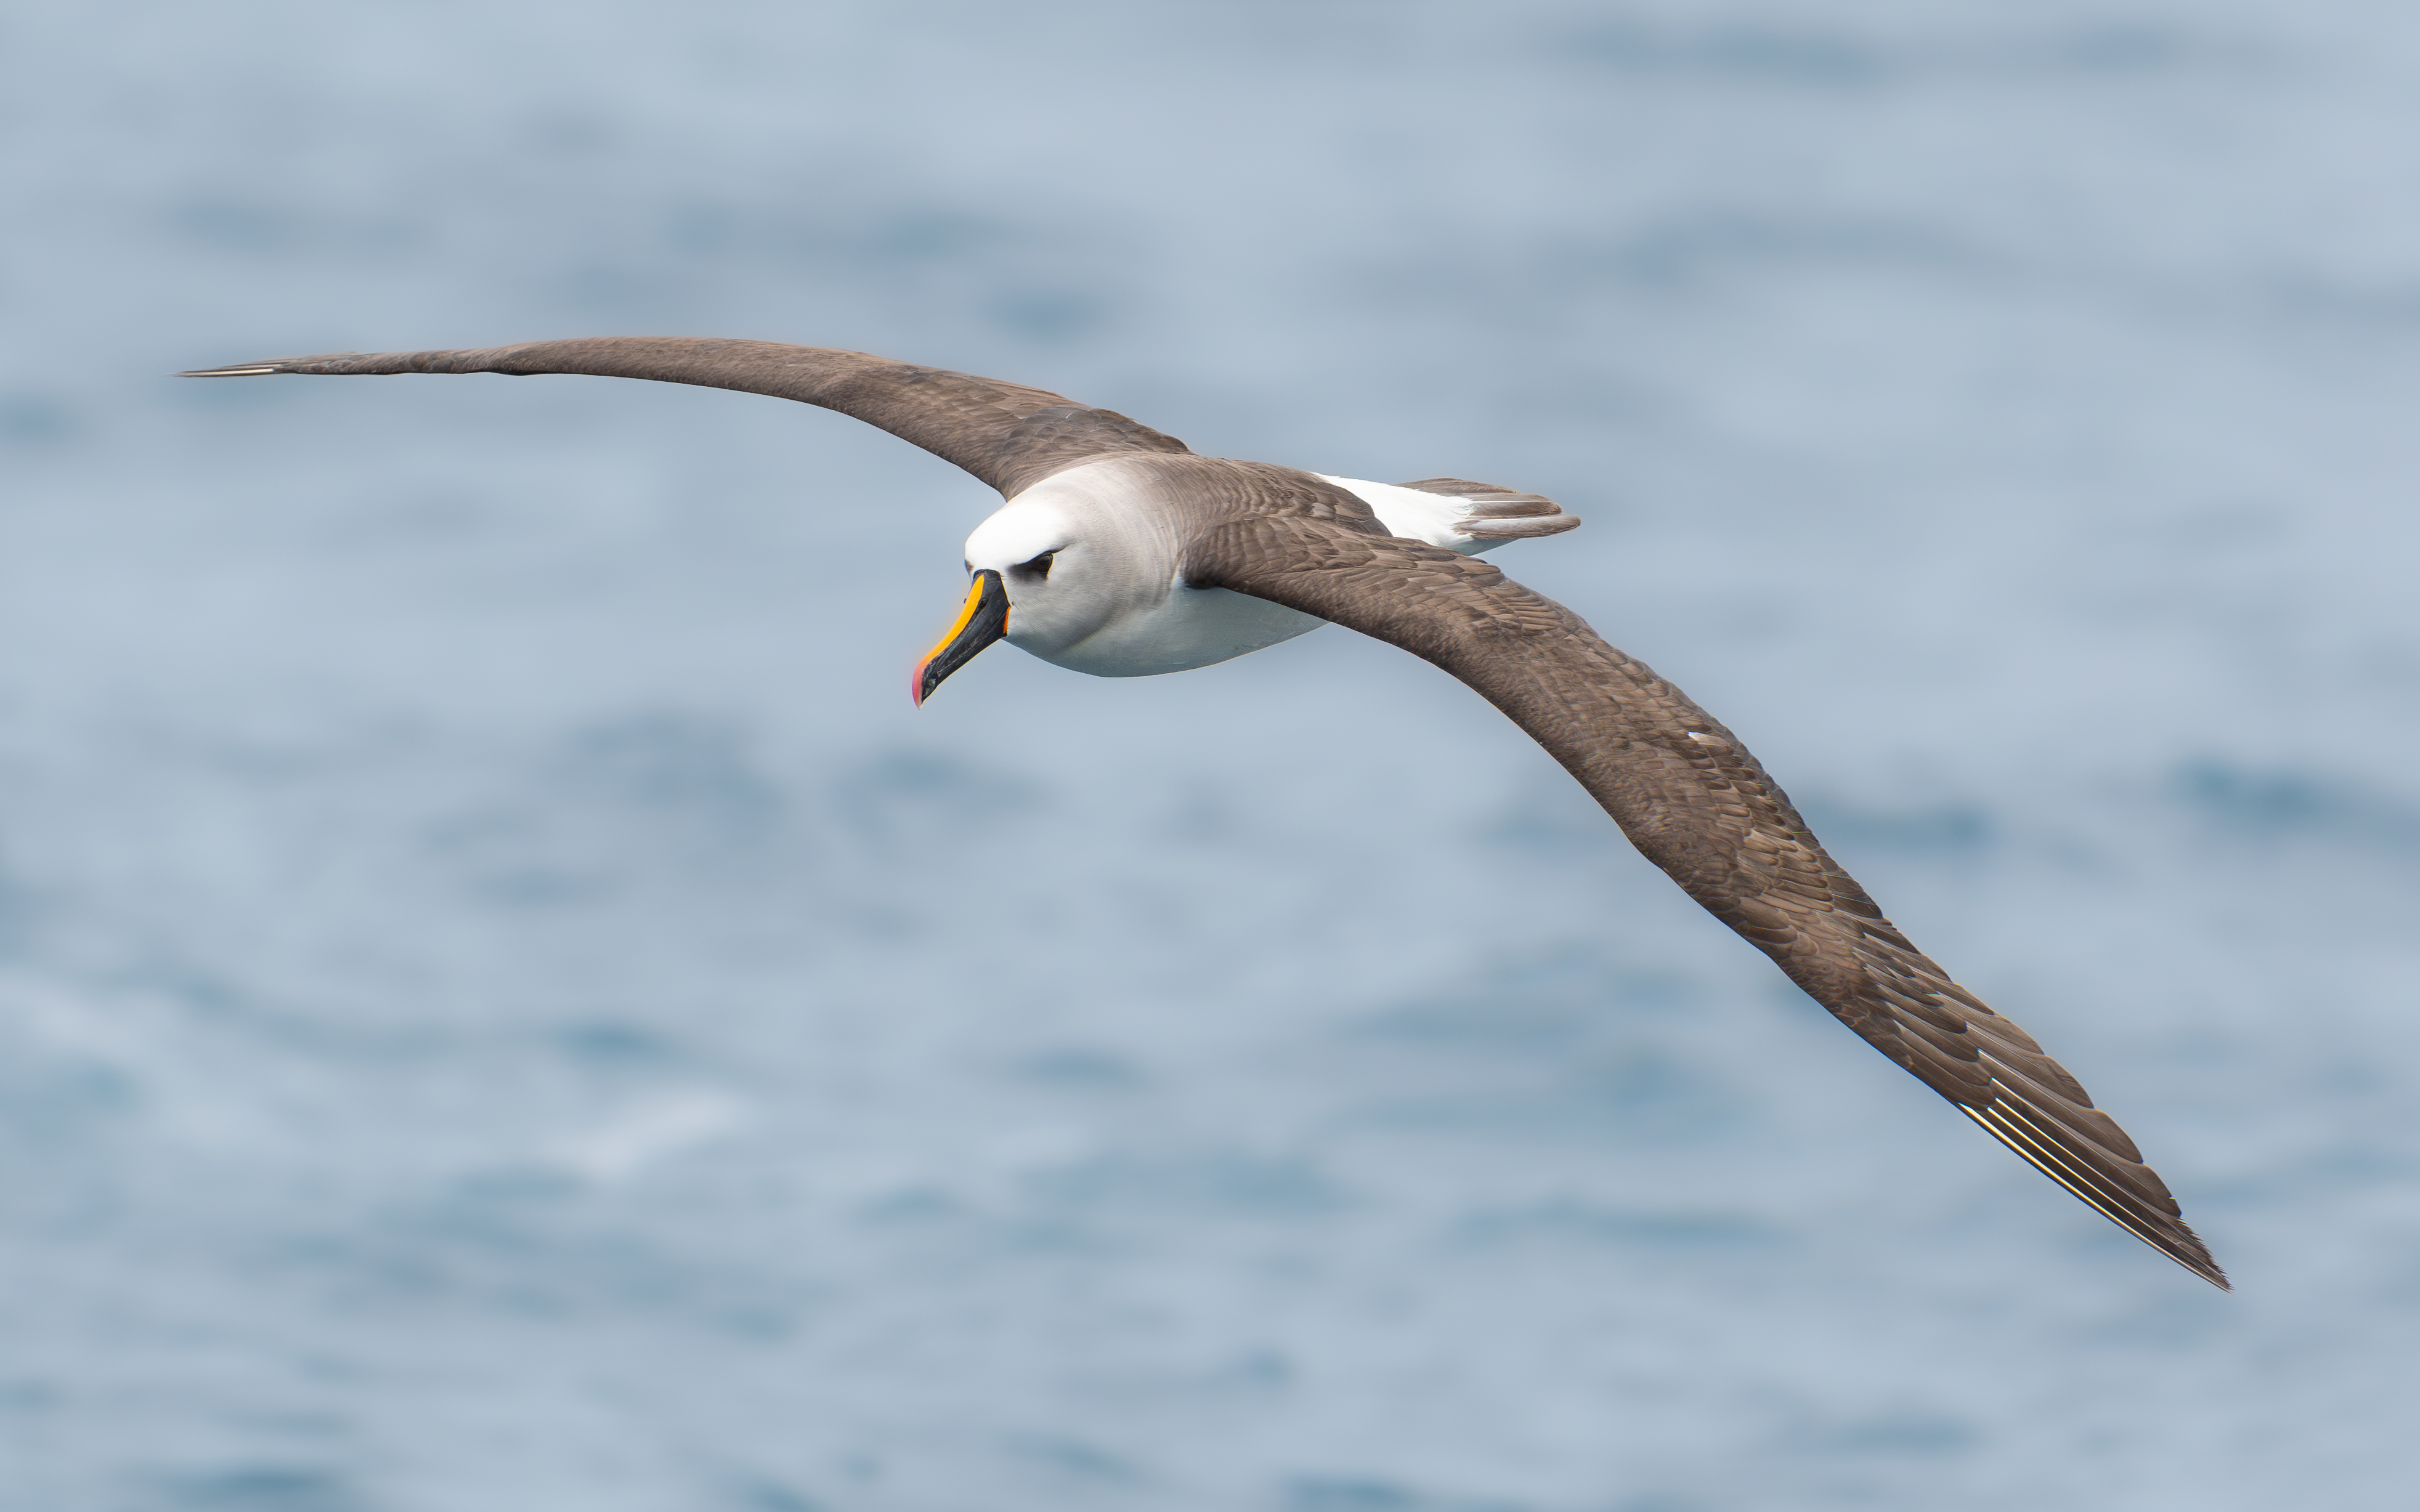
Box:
xmin=4 ymin=2 xmax=2418 ymax=1508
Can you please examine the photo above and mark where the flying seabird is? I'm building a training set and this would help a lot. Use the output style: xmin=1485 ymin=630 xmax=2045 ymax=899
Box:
xmin=182 ymin=338 xmax=2228 ymax=1289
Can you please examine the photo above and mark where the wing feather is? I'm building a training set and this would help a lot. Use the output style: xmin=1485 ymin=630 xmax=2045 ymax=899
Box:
xmin=1188 ymin=514 xmax=2227 ymax=1288
xmin=1391 ymin=478 xmax=1580 ymax=541
xmin=181 ymin=337 xmax=1189 ymax=498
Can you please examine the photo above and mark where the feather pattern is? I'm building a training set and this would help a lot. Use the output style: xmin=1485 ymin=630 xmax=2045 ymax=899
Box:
xmin=184 ymin=339 xmax=2227 ymax=1288
xmin=181 ymin=337 xmax=1188 ymax=499
xmin=1184 ymin=512 xmax=2228 ymax=1290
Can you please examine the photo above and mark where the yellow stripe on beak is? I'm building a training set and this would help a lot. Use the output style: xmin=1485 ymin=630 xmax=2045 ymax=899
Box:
xmin=910 ymin=568 xmax=1011 ymax=705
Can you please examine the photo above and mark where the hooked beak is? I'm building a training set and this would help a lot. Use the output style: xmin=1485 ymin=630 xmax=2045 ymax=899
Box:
xmin=911 ymin=568 xmax=1010 ymax=705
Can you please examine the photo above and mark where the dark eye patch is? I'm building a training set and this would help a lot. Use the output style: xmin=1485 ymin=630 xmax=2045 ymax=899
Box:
xmin=1019 ymin=549 xmax=1058 ymax=578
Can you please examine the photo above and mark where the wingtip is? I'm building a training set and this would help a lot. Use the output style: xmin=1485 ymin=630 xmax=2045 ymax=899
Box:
xmin=177 ymin=350 xmax=370 ymax=378
xmin=1958 ymin=1102 xmax=2231 ymax=1292
xmin=2175 ymin=1228 xmax=2233 ymax=1292
xmin=177 ymin=362 xmax=286 ymax=378
xmin=2154 ymin=1223 xmax=2231 ymax=1292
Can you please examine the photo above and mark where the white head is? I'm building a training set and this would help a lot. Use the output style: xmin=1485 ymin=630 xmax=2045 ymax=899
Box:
xmin=956 ymin=500 xmax=1096 ymax=663
xmin=910 ymin=456 xmax=1323 ymax=700
xmin=912 ymin=460 xmax=1177 ymax=700
xmin=959 ymin=463 xmax=1184 ymax=667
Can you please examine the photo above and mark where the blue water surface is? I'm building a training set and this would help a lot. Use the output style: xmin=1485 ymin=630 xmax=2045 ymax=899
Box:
xmin=4 ymin=3 xmax=2418 ymax=1508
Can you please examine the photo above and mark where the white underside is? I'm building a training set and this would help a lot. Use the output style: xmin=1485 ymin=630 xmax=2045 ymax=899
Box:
xmin=1021 ymin=581 xmax=1324 ymax=678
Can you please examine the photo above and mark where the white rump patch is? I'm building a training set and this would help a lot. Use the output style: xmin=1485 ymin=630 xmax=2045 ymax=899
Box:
xmin=1317 ymin=475 xmax=1578 ymax=555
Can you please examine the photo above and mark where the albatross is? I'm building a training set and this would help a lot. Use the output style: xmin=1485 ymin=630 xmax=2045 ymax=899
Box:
xmin=182 ymin=337 xmax=2228 ymax=1289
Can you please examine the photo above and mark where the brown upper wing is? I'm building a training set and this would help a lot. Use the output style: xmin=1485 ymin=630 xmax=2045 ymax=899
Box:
xmin=180 ymin=338 xmax=1190 ymax=498
xmin=1188 ymin=514 xmax=2227 ymax=1289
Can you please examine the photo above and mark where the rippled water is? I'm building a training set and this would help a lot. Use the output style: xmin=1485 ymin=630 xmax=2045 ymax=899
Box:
xmin=5 ymin=3 xmax=2419 ymax=1508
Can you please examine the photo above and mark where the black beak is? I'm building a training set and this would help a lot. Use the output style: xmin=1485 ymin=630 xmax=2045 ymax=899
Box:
xmin=911 ymin=568 xmax=1010 ymax=705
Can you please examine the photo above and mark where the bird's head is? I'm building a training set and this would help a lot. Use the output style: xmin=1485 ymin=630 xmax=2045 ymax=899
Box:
xmin=910 ymin=481 xmax=1173 ymax=703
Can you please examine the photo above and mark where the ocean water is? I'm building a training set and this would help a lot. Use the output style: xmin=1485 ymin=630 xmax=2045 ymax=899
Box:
xmin=4 ymin=2 xmax=2418 ymax=1508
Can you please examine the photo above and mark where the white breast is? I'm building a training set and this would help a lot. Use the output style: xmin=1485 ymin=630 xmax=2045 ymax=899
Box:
xmin=1031 ymin=582 xmax=1325 ymax=678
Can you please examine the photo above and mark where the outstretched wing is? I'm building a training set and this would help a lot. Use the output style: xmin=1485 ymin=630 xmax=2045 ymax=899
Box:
xmin=1188 ymin=514 xmax=2228 ymax=1289
xmin=181 ymin=338 xmax=1190 ymax=498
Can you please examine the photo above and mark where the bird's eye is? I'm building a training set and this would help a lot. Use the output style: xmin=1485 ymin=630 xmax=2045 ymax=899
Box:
xmin=1020 ymin=549 xmax=1057 ymax=578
